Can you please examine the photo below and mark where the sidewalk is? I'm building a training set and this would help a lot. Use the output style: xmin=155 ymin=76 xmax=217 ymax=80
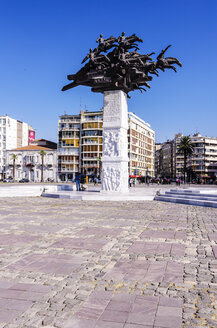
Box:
xmin=0 ymin=197 xmax=216 ymax=327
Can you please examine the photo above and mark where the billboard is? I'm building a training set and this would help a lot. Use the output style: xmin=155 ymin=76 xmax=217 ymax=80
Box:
xmin=28 ymin=130 xmax=35 ymax=144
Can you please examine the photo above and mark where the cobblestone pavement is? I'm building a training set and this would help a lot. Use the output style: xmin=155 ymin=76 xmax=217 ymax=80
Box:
xmin=0 ymin=197 xmax=217 ymax=327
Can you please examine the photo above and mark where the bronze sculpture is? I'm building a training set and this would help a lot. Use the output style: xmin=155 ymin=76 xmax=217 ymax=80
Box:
xmin=62 ymin=33 xmax=182 ymax=97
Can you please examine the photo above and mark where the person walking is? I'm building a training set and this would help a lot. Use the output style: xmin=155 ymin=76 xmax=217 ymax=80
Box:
xmin=75 ymin=175 xmax=81 ymax=191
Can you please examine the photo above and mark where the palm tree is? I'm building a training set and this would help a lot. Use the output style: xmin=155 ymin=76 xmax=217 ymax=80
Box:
xmin=39 ymin=150 xmax=47 ymax=182
xmin=11 ymin=153 xmax=18 ymax=181
xmin=177 ymin=136 xmax=194 ymax=183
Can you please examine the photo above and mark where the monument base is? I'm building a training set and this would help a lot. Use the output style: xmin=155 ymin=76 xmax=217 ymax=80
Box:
xmin=101 ymin=90 xmax=129 ymax=194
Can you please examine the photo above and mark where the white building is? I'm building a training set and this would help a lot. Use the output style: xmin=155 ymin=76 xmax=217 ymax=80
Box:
xmin=0 ymin=115 xmax=34 ymax=179
xmin=5 ymin=139 xmax=57 ymax=182
xmin=128 ymin=112 xmax=155 ymax=177
xmin=189 ymin=133 xmax=217 ymax=182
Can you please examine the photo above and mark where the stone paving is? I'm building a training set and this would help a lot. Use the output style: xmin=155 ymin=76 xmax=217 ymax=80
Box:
xmin=0 ymin=197 xmax=217 ymax=327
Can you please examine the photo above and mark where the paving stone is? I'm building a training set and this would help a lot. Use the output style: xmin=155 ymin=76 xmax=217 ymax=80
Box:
xmin=0 ymin=194 xmax=217 ymax=327
xmin=126 ymin=241 xmax=185 ymax=257
xmin=77 ymin=227 xmax=123 ymax=237
xmin=7 ymin=253 xmax=87 ymax=275
xmin=51 ymin=237 xmax=108 ymax=251
xmin=0 ymin=233 xmax=38 ymax=245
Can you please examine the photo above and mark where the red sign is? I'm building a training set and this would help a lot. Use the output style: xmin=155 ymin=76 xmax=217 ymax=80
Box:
xmin=28 ymin=130 xmax=35 ymax=144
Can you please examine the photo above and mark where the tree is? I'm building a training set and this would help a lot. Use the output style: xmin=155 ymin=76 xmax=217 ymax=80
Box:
xmin=11 ymin=154 xmax=18 ymax=181
xmin=39 ymin=150 xmax=47 ymax=182
xmin=177 ymin=136 xmax=194 ymax=183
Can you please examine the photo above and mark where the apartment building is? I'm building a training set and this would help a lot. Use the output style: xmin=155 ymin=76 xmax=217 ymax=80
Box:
xmin=58 ymin=114 xmax=81 ymax=181
xmin=155 ymin=141 xmax=173 ymax=178
xmin=189 ymin=133 xmax=217 ymax=181
xmin=58 ymin=111 xmax=103 ymax=181
xmin=0 ymin=115 xmax=34 ymax=179
xmin=128 ymin=112 xmax=155 ymax=177
xmin=5 ymin=139 xmax=57 ymax=182
xmin=155 ymin=133 xmax=217 ymax=181
xmin=58 ymin=110 xmax=155 ymax=181
xmin=81 ymin=111 xmax=103 ymax=177
xmin=154 ymin=143 xmax=162 ymax=177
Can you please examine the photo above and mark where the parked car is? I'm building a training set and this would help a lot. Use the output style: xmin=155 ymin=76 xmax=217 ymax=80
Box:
xmin=3 ymin=178 xmax=14 ymax=183
xmin=19 ymin=178 xmax=29 ymax=183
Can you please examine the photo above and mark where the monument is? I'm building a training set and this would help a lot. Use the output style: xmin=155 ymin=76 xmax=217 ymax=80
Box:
xmin=62 ymin=33 xmax=182 ymax=193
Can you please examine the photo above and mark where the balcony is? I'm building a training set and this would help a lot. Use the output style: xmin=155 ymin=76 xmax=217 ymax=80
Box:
xmin=60 ymin=167 xmax=78 ymax=172
xmin=61 ymin=135 xmax=80 ymax=139
xmin=82 ymin=157 xmax=99 ymax=161
xmin=58 ymin=149 xmax=79 ymax=155
xmin=60 ymin=127 xmax=80 ymax=131
xmin=82 ymin=117 xmax=102 ymax=122
xmin=82 ymin=141 xmax=99 ymax=145
xmin=82 ymin=163 xmax=99 ymax=168
xmin=59 ymin=160 xmax=79 ymax=165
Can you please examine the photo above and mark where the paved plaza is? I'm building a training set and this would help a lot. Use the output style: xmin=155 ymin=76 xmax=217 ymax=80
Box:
xmin=0 ymin=196 xmax=217 ymax=327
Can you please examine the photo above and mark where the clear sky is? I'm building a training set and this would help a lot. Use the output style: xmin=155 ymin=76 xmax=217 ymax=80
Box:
xmin=0 ymin=0 xmax=216 ymax=143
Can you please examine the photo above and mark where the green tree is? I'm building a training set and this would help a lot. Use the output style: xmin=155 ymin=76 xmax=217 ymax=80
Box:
xmin=11 ymin=153 xmax=18 ymax=181
xmin=177 ymin=136 xmax=194 ymax=183
xmin=39 ymin=150 xmax=47 ymax=182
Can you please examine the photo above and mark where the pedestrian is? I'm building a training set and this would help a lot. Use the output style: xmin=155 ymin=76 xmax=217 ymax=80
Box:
xmin=133 ymin=178 xmax=136 ymax=187
xmin=75 ymin=175 xmax=81 ymax=191
xmin=129 ymin=178 xmax=132 ymax=187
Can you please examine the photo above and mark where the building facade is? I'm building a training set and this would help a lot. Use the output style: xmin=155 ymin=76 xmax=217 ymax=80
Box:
xmin=0 ymin=115 xmax=34 ymax=179
xmin=189 ymin=133 xmax=217 ymax=181
xmin=128 ymin=112 xmax=155 ymax=177
xmin=58 ymin=110 xmax=155 ymax=181
xmin=58 ymin=114 xmax=81 ymax=181
xmin=155 ymin=133 xmax=217 ymax=182
xmin=5 ymin=139 xmax=57 ymax=182
xmin=155 ymin=141 xmax=173 ymax=178
xmin=80 ymin=111 xmax=103 ymax=177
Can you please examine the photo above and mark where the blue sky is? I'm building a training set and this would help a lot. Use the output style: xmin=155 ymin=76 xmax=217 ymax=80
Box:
xmin=0 ymin=0 xmax=216 ymax=143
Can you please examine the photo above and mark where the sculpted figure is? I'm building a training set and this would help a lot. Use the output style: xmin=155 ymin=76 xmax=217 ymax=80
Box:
xmin=102 ymin=167 xmax=110 ymax=191
xmin=114 ymin=132 xmax=120 ymax=156
xmin=156 ymin=45 xmax=182 ymax=72
xmin=118 ymin=32 xmax=126 ymax=45
xmin=110 ymin=168 xmax=116 ymax=190
xmin=62 ymin=33 xmax=182 ymax=97
xmin=94 ymin=34 xmax=117 ymax=54
xmin=96 ymin=34 xmax=104 ymax=46
xmin=103 ymin=131 xmax=111 ymax=156
xmin=116 ymin=169 xmax=121 ymax=190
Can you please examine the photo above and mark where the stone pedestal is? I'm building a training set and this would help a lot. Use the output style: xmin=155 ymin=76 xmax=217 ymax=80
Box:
xmin=101 ymin=90 xmax=129 ymax=193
